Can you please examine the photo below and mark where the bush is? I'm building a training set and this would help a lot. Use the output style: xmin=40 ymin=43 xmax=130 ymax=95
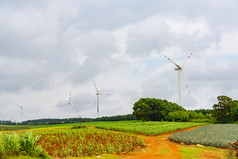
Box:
xmin=4 ymin=133 xmax=21 ymax=156
xmin=20 ymin=132 xmax=49 ymax=158
xmin=229 ymin=140 xmax=238 ymax=158
xmin=0 ymin=132 xmax=50 ymax=158
xmin=71 ymin=124 xmax=86 ymax=129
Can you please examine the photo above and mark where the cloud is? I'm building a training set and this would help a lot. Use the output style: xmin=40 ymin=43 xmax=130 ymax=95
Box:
xmin=0 ymin=0 xmax=238 ymax=121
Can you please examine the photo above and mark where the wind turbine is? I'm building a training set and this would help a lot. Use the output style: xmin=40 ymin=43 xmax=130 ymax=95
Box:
xmin=164 ymin=53 xmax=192 ymax=106
xmin=59 ymin=92 xmax=81 ymax=121
xmin=59 ymin=92 xmax=72 ymax=108
xmin=93 ymin=80 xmax=110 ymax=116
xmin=16 ymin=103 xmax=27 ymax=121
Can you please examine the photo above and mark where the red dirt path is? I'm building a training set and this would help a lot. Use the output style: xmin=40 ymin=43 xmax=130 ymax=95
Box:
xmin=119 ymin=127 xmax=199 ymax=159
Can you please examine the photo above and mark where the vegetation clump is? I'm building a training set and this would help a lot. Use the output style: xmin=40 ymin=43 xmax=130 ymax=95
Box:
xmin=0 ymin=132 xmax=50 ymax=158
xmin=133 ymin=98 xmax=185 ymax=121
xmin=229 ymin=140 xmax=238 ymax=158
xmin=71 ymin=124 xmax=86 ymax=129
xmin=213 ymin=96 xmax=238 ymax=123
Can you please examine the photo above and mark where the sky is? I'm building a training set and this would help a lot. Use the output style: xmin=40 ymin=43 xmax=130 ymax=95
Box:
xmin=0 ymin=0 xmax=238 ymax=122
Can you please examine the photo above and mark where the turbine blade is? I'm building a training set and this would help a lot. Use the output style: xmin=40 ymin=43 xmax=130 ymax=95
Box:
xmin=16 ymin=104 xmax=23 ymax=108
xmin=181 ymin=70 xmax=191 ymax=95
xmin=164 ymin=55 xmax=182 ymax=69
xmin=181 ymin=52 xmax=192 ymax=68
xmin=99 ymin=93 xmax=110 ymax=96
xmin=93 ymin=80 xmax=99 ymax=93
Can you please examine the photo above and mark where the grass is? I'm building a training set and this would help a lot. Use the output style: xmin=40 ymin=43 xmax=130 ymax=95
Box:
xmin=179 ymin=145 xmax=226 ymax=159
xmin=169 ymin=124 xmax=238 ymax=148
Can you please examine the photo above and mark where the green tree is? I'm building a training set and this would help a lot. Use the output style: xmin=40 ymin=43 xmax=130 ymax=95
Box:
xmin=230 ymin=100 xmax=238 ymax=121
xmin=133 ymin=102 xmax=152 ymax=121
xmin=213 ymin=95 xmax=238 ymax=123
xmin=133 ymin=98 xmax=185 ymax=121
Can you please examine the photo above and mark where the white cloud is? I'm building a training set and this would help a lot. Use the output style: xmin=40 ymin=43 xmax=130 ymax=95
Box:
xmin=0 ymin=0 xmax=238 ymax=121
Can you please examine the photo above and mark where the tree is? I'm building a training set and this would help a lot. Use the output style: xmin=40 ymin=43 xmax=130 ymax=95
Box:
xmin=133 ymin=98 xmax=185 ymax=121
xmin=213 ymin=95 xmax=238 ymax=123
xmin=133 ymin=102 xmax=152 ymax=121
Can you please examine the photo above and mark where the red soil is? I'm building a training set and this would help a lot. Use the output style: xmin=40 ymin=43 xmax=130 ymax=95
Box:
xmin=119 ymin=127 xmax=198 ymax=159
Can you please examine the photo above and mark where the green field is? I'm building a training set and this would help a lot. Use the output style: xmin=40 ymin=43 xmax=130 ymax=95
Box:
xmin=168 ymin=124 xmax=238 ymax=148
xmin=2 ymin=121 xmax=236 ymax=158
xmin=84 ymin=121 xmax=209 ymax=135
xmin=1 ymin=121 xmax=209 ymax=135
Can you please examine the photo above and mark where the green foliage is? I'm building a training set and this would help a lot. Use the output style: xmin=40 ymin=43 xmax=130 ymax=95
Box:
xmin=0 ymin=133 xmax=4 ymax=157
xmin=0 ymin=132 xmax=50 ymax=158
xmin=20 ymin=132 xmax=48 ymax=158
xmin=166 ymin=111 xmax=214 ymax=122
xmin=4 ymin=133 xmax=21 ymax=155
xmin=133 ymin=98 xmax=185 ymax=121
xmin=213 ymin=95 xmax=238 ymax=123
xmin=71 ymin=124 xmax=86 ymax=129
xmin=194 ymin=109 xmax=213 ymax=115
xmin=169 ymin=124 xmax=238 ymax=148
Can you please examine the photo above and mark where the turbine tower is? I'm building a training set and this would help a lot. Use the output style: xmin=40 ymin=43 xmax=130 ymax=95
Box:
xmin=164 ymin=53 xmax=192 ymax=106
xmin=93 ymin=80 xmax=110 ymax=116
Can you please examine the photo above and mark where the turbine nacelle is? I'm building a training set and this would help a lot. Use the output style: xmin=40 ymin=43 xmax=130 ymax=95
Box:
xmin=175 ymin=66 xmax=182 ymax=71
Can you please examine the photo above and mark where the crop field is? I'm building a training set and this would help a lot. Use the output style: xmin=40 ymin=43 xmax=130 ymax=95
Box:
xmin=1 ymin=121 xmax=230 ymax=158
xmin=36 ymin=128 xmax=145 ymax=158
xmin=1 ymin=127 xmax=145 ymax=158
xmin=168 ymin=124 xmax=238 ymax=148
xmin=85 ymin=121 xmax=209 ymax=135
xmin=0 ymin=125 xmax=31 ymax=131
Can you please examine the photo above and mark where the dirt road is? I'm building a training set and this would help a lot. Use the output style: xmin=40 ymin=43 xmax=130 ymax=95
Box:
xmin=119 ymin=127 xmax=198 ymax=159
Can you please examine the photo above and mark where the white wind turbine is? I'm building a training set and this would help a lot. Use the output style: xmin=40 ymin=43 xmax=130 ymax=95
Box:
xmin=16 ymin=103 xmax=27 ymax=121
xmin=93 ymin=80 xmax=110 ymax=116
xmin=59 ymin=92 xmax=81 ymax=120
xmin=59 ymin=92 xmax=72 ymax=108
xmin=164 ymin=53 xmax=192 ymax=106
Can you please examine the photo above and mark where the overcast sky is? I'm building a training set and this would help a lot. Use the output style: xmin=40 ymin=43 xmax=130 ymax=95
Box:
xmin=0 ymin=0 xmax=238 ymax=122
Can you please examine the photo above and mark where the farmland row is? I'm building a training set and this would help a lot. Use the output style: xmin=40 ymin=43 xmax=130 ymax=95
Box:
xmin=86 ymin=121 xmax=209 ymax=135
xmin=169 ymin=124 xmax=238 ymax=148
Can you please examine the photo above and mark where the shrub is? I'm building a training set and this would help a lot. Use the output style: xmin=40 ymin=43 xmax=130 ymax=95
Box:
xmin=228 ymin=140 xmax=238 ymax=158
xmin=4 ymin=133 xmax=20 ymax=155
xmin=71 ymin=124 xmax=86 ymax=129
xmin=20 ymin=132 xmax=49 ymax=158
xmin=0 ymin=132 xmax=50 ymax=158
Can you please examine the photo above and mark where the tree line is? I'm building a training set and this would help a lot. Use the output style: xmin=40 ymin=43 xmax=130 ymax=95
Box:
xmin=133 ymin=96 xmax=238 ymax=123
xmin=0 ymin=114 xmax=136 ymax=125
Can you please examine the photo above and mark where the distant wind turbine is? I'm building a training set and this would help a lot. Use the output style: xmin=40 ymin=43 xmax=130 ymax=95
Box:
xmin=59 ymin=92 xmax=81 ymax=121
xmin=164 ymin=53 xmax=192 ymax=106
xmin=93 ymin=80 xmax=110 ymax=116
xmin=16 ymin=103 xmax=28 ymax=121
xmin=59 ymin=92 xmax=72 ymax=108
